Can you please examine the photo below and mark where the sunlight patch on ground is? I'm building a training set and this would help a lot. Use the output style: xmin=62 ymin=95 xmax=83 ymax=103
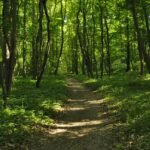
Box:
xmin=50 ymin=128 xmax=67 ymax=135
xmin=50 ymin=127 xmax=93 ymax=136
xmin=86 ymin=99 xmax=105 ymax=105
xmin=68 ymin=99 xmax=86 ymax=102
xmin=66 ymin=107 xmax=85 ymax=111
xmin=55 ymin=119 xmax=104 ymax=128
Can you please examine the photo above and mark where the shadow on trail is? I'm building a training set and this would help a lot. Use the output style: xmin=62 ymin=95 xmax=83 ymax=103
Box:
xmin=28 ymin=78 xmax=119 ymax=150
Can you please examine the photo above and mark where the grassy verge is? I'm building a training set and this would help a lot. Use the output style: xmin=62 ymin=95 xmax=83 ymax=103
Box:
xmin=0 ymin=75 xmax=68 ymax=148
xmin=74 ymin=72 xmax=150 ymax=150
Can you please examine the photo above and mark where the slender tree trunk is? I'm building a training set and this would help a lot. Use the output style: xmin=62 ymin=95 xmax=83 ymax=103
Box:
xmin=76 ymin=7 xmax=85 ymax=75
xmin=75 ymin=37 xmax=79 ymax=75
xmin=82 ymin=0 xmax=93 ymax=77
xmin=31 ymin=0 xmax=37 ymax=79
xmin=35 ymin=0 xmax=43 ymax=80
xmin=2 ymin=0 xmax=17 ymax=106
xmin=54 ymin=0 xmax=65 ymax=75
xmin=99 ymin=7 xmax=104 ymax=78
xmin=131 ymin=0 xmax=143 ymax=74
xmin=126 ymin=16 xmax=131 ymax=72
xmin=130 ymin=0 xmax=150 ymax=73
xmin=142 ymin=2 xmax=150 ymax=48
xmin=36 ymin=0 xmax=51 ymax=88
xmin=23 ymin=0 xmax=27 ymax=77
xmin=72 ymin=37 xmax=78 ymax=75
xmin=104 ymin=16 xmax=111 ymax=76
xmin=2 ymin=0 xmax=9 ymax=105
xmin=92 ymin=8 xmax=98 ymax=78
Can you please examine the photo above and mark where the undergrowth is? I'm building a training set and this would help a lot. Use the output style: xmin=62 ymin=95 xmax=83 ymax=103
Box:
xmin=75 ymin=72 xmax=150 ymax=150
xmin=0 ymin=75 xmax=68 ymax=148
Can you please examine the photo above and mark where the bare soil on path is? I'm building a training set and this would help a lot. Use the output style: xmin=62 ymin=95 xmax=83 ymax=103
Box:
xmin=29 ymin=78 xmax=118 ymax=150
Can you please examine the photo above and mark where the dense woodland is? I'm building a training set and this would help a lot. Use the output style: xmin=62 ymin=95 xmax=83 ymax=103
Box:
xmin=0 ymin=0 xmax=150 ymax=149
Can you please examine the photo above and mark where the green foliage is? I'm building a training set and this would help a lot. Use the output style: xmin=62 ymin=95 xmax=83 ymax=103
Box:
xmin=75 ymin=73 xmax=150 ymax=149
xmin=0 ymin=75 xmax=67 ymax=147
xmin=0 ymin=0 xmax=150 ymax=148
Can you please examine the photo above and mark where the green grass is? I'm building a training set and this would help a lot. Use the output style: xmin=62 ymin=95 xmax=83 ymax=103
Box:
xmin=0 ymin=75 xmax=68 ymax=147
xmin=75 ymin=72 xmax=150 ymax=150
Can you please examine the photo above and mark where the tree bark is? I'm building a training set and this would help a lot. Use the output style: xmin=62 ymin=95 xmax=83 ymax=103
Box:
xmin=2 ymin=0 xmax=17 ymax=104
xmin=76 ymin=6 xmax=85 ymax=75
xmin=104 ymin=15 xmax=111 ymax=76
xmin=142 ymin=1 xmax=150 ymax=48
xmin=23 ymin=0 xmax=27 ymax=78
xmin=54 ymin=0 xmax=65 ymax=75
xmin=131 ymin=0 xmax=150 ymax=74
xmin=92 ymin=7 xmax=98 ymax=78
xmin=82 ymin=0 xmax=93 ymax=77
xmin=31 ymin=0 xmax=37 ymax=79
xmin=36 ymin=0 xmax=51 ymax=88
xmin=126 ymin=15 xmax=131 ymax=72
xmin=99 ymin=7 xmax=104 ymax=78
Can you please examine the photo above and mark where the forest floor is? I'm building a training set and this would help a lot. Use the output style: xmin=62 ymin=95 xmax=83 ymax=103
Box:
xmin=29 ymin=78 xmax=119 ymax=150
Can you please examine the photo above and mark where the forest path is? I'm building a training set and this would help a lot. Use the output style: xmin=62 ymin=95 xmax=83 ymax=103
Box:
xmin=30 ymin=78 xmax=118 ymax=150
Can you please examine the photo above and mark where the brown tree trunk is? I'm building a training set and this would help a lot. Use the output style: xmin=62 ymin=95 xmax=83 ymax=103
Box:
xmin=2 ymin=0 xmax=17 ymax=106
xmin=99 ymin=7 xmax=104 ymax=78
xmin=36 ymin=0 xmax=51 ymax=88
xmin=126 ymin=15 xmax=131 ymax=72
xmin=72 ymin=37 xmax=79 ymax=75
xmin=131 ymin=0 xmax=150 ymax=74
xmin=35 ymin=0 xmax=43 ymax=80
xmin=76 ymin=7 xmax=85 ymax=75
xmin=31 ymin=0 xmax=37 ymax=79
xmin=131 ymin=0 xmax=143 ymax=75
xmin=82 ymin=0 xmax=93 ymax=77
xmin=142 ymin=2 xmax=150 ymax=48
xmin=92 ymin=7 xmax=98 ymax=78
xmin=23 ymin=0 xmax=27 ymax=78
xmin=54 ymin=0 xmax=65 ymax=75
xmin=104 ymin=15 xmax=111 ymax=76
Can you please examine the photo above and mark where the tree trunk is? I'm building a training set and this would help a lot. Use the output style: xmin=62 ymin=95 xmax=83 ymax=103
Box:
xmin=76 ymin=7 xmax=85 ymax=75
xmin=35 ymin=0 xmax=43 ymax=80
xmin=54 ymin=0 xmax=65 ymax=75
xmin=82 ymin=0 xmax=93 ymax=77
xmin=31 ymin=0 xmax=37 ymax=79
xmin=131 ymin=0 xmax=150 ymax=74
xmin=72 ymin=37 xmax=78 ymax=75
xmin=131 ymin=0 xmax=144 ymax=75
xmin=23 ymin=0 xmax=27 ymax=78
xmin=92 ymin=7 xmax=98 ymax=78
xmin=104 ymin=15 xmax=111 ymax=76
xmin=36 ymin=0 xmax=51 ymax=88
xmin=99 ymin=7 xmax=104 ymax=78
xmin=2 ymin=0 xmax=17 ymax=106
xmin=142 ymin=2 xmax=150 ymax=48
xmin=126 ymin=15 xmax=131 ymax=72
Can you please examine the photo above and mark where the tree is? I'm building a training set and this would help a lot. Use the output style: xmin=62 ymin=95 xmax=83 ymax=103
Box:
xmin=2 ymin=0 xmax=18 ymax=106
xmin=54 ymin=0 xmax=66 ymax=75
xmin=36 ymin=0 xmax=51 ymax=88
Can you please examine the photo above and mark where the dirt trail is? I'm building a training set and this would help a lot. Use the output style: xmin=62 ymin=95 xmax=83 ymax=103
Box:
xmin=29 ymin=78 xmax=118 ymax=150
